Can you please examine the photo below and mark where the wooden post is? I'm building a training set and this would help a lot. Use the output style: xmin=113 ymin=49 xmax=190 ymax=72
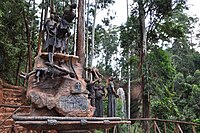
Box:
xmin=153 ymin=121 xmax=157 ymax=133
xmin=76 ymin=0 xmax=85 ymax=66
xmin=192 ymin=125 xmax=196 ymax=133
xmin=154 ymin=121 xmax=161 ymax=133
xmin=164 ymin=122 xmax=167 ymax=133
xmin=113 ymin=126 xmax=116 ymax=133
xmin=0 ymin=81 xmax=3 ymax=112
xmin=174 ymin=123 xmax=181 ymax=133
xmin=177 ymin=123 xmax=183 ymax=133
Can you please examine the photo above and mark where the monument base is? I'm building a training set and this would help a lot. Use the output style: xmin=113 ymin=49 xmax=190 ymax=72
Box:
xmin=13 ymin=113 xmax=130 ymax=132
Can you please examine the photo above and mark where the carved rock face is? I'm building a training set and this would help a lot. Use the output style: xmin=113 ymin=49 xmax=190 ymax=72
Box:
xmin=27 ymin=53 xmax=95 ymax=117
xmin=55 ymin=95 xmax=89 ymax=116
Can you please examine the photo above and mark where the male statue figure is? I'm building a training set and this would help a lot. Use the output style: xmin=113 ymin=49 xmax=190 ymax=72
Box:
xmin=44 ymin=14 xmax=57 ymax=64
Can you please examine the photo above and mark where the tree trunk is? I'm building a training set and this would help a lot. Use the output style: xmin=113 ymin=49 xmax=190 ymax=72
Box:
xmin=37 ymin=0 xmax=44 ymax=54
xmin=15 ymin=55 xmax=22 ymax=85
xmin=23 ymin=10 xmax=32 ymax=72
xmin=42 ymin=0 xmax=49 ymax=50
xmin=76 ymin=0 xmax=85 ymax=67
xmin=85 ymin=0 xmax=90 ymax=79
xmin=31 ymin=0 xmax=36 ymax=55
xmin=91 ymin=0 xmax=98 ymax=67
xmin=50 ymin=0 xmax=54 ymax=13
xmin=73 ymin=5 xmax=77 ymax=55
xmin=138 ymin=0 xmax=149 ymax=132
xmin=126 ymin=0 xmax=131 ymax=119
xmin=21 ymin=25 xmax=28 ymax=86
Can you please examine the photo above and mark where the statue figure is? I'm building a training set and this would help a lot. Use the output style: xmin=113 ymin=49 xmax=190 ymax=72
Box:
xmin=117 ymin=87 xmax=126 ymax=118
xmin=56 ymin=3 xmax=77 ymax=54
xmin=85 ymin=78 xmax=100 ymax=107
xmin=19 ymin=62 xmax=75 ymax=84
xmin=84 ymin=67 xmax=103 ymax=108
xmin=84 ymin=67 xmax=103 ymax=80
xmin=44 ymin=3 xmax=77 ymax=61
xmin=94 ymin=79 xmax=105 ymax=117
xmin=44 ymin=14 xmax=57 ymax=64
xmin=62 ymin=3 xmax=77 ymax=23
xmin=106 ymin=76 xmax=118 ymax=117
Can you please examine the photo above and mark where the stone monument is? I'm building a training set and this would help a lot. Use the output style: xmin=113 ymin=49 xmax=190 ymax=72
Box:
xmin=13 ymin=2 xmax=130 ymax=133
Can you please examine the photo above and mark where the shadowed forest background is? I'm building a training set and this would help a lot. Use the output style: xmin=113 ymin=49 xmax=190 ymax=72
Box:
xmin=1 ymin=0 xmax=200 ymax=132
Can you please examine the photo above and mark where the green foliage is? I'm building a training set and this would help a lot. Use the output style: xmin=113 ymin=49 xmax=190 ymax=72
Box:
xmin=119 ymin=16 xmax=140 ymax=81
xmin=103 ymin=98 xmax=108 ymax=117
xmin=95 ymin=129 xmax=104 ymax=133
xmin=1 ymin=1 xmax=200 ymax=132
xmin=131 ymin=122 xmax=142 ymax=133
xmin=94 ymin=25 xmax=119 ymax=77
xmin=0 ymin=0 xmax=38 ymax=84
xmin=115 ymin=99 xmax=129 ymax=133
xmin=152 ymin=97 xmax=179 ymax=119
xmin=145 ymin=46 xmax=176 ymax=96
xmin=172 ymin=69 xmax=200 ymax=132
xmin=189 ymin=85 xmax=200 ymax=117
xmin=0 ymin=0 xmax=25 ymax=83
xmin=148 ymin=47 xmax=179 ymax=122
xmin=118 ymin=1 xmax=200 ymax=131
xmin=85 ymin=0 xmax=118 ymax=77
xmin=170 ymin=41 xmax=200 ymax=77
xmin=156 ymin=11 xmax=192 ymax=42
xmin=192 ymin=118 xmax=200 ymax=131
xmin=98 ymin=0 xmax=115 ymax=9
xmin=120 ymin=16 xmax=139 ymax=53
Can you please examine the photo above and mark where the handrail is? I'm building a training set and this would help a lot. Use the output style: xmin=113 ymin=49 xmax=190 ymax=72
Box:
xmin=121 ymin=118 xmax=200 ymax=133
xmin=121 ymin=118 xmax=200 ymax=126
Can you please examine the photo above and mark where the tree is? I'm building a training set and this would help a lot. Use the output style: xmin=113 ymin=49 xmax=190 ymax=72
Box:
xmin=85 ymin=0 xmax=117 ymax=77
xmin=119 ymin=0 xmax=192 ymax=132
xmin=0 ymin=0 xmax=38 ymax=85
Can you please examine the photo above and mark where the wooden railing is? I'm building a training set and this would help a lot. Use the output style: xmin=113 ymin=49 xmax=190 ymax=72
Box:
xmin=123 ymin=118 xmax=200 ymax=133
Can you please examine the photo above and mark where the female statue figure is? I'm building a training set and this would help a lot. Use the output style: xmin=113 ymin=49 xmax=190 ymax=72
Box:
xmin=94 ymin=80 xmax=105 ymax=117
xmin=106 ymin=76 xmax=118 ymax=117
xmin=85 ymin=78 xmax=100 ymax=107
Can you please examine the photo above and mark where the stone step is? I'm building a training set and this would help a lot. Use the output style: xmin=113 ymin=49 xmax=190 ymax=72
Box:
xmin=0 ymin=107 xmax=17 ymax=113
xmin=12 ymin=126 xmax=30 ymax=133
xmin=0 ymin=112 xmax=13 ymax=119
xmin=1 ymin=103 xmax=22 ymax=107
xmin=1 ymin=83 xmax=25 ymax=91
xmin=3 ymin=97 xmax=23 ymax=101
xmin=2 ymin=88 xmax=24 ymax=93
xmin=3 ymin=101 xmax=23 ymax=106
xmin=0 ymin=118 xmax=14 ymax=126
xmin=0 ymin=127 xmax=10 ymax=133
xmin=3 ymin=91 xmax=24 ymax=97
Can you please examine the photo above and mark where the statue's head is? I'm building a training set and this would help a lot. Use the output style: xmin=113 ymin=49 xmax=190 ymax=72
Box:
xmin=50 ymin=14 xmax=55 ymax=20
xmin=98 ymin=78 xmax=102 ymax=83
xmin=109 ymin=76 xmax=113 ymax=81
xmin=70 ymin=3 xmax=77 ymax=9
xmin=85 ymin=78 xmax=90 ymax=83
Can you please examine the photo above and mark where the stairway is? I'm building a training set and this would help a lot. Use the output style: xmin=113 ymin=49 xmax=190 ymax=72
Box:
xmin=0 ymin=81 xmax=30 ymax=133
